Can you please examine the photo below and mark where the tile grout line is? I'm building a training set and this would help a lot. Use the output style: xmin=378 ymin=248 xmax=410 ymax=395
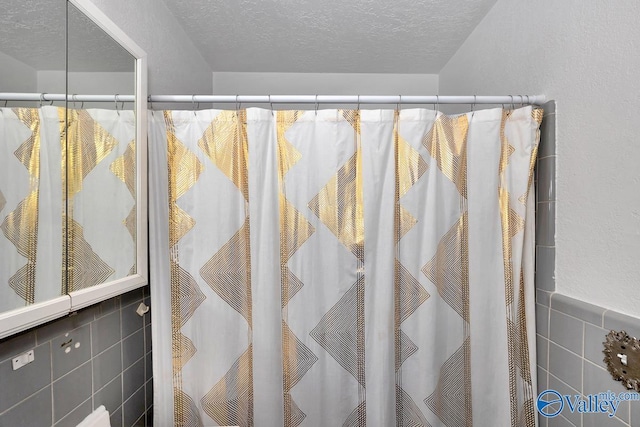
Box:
xmin=50 ymin=340 xmax=54 ymax=425
xmin=53 ymin=395 xmax=91 ymax=426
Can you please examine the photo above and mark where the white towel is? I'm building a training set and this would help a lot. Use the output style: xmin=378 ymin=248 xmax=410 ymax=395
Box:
xmin=76 ymin=405 xmax=111 ymax=427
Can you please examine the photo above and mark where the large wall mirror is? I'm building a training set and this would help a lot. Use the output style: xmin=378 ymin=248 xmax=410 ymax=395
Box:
xmin=0 ymin=0 xmax=148 ymax=338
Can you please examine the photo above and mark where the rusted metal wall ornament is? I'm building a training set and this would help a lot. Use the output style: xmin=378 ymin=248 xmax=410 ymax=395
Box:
xmin=603 ymin=330 xmax=640 ymax=392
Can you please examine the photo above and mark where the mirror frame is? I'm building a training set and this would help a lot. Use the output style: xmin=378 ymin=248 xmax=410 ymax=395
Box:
xmin=0 ymin=0 xmax=148 ymax=339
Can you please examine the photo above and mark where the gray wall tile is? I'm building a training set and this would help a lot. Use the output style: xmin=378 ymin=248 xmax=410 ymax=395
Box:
xmin=0 ymin=287 xmax=152 ymax=427
xmin=145 ymin=350 xmax=152 ymax=382
xmin=549 ymin=342 xmax=582 ymax=391
xmin=536 ymin=201 xmax=556 ymax=247
xmin=583 ymin=360 xmax=631 ymax=426
xmin=94 ymin=374 xmax=122 ymax=415
xmin=52 ymin=324 xmax=91 ymax=380
xmin=36 ymin=306 xmax=97 ymax=344
xmin=631 ymin=398 xmax=640 ymax=427
xmin=123 ymin=329 xmax=145 ymax=368
xmin=542 ymin=100 xmax=556 ymax=116
xmin=537 ymin=290 xmax=552 ymax=307
xmin=539 ymin=113 xmax=556 ymax=158
xmin=145 ymin=324 xmax=152 ymax=354
xmin=123 ymin=386 xmax=145 ymax=427
xmin=123 ymin=358 xmax=145 ymax=402
xmin=549 ymin=309 xmax=584 ymax=356
xmin=92 ymin=310 xmax=122 ymax=356
xmin=0 ymin=330 xmax=36 ymax=363
xmin=0 ymin=385 xmax=52 ymax=427
xmin=110 ymin=406 xmax=123 ymax=427
xmin=537 ymin=334 xmax=549 ymax=370
xmin=53 ymin=361 xmax=92 ymax=422
xmin=537 ymin=157 xmax=556 ymax=202
xmin=551 ymin=294 xmax=604 ymax=327
xmin=583 ymin=359 xmax=629 ymax=395
xmin=537 ymin=303 xmax=550 ymax=338
xmin=93 ymin=342 xmax=122 ymax=392
xmin=0 ymin=342 xmax=51 ymax=413
xmin=120 ymin=288 xmax=144 ymax=308
xmin=548 ymin=373 xmax=581 ymax=427
xmin=603 ymin=310 xmax=640 ymax=340
xmin=54 ymin=397 xmax=91 ymax=427
xmin=547 ymin=413 xmax=576 ymax=427
xmin=144 ymin=297 xmax=151 ymax=327
xmin=584 ymin=323 xmax=608 ymax=366
xmin=96 ymin=297 xmax=120 ymax=319
xmin=583 ymin=411 xmax=628 ymax=427
xmin=145 ymin=379 xmax=153 ymax=412
xmin=538 ymin=366 xmax=548 ymax=393
xmin=121 ymin=301 xmax=145 ymax=339
xmin=536 ymin=246 xmax=556 ymax=292
xmin=146 ymin=407 xmax=153 ymax=427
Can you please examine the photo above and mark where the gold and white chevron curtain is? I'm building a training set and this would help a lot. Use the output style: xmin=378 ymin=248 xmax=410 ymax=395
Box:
xmin=149 ymin=106 xmax=543 ymax=427
xmin=0 ymin=106 xmax=136 ymax=311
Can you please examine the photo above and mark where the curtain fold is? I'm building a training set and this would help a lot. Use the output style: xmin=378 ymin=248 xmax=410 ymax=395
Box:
xmin=150 ymin=106 xmax=542 ymax=427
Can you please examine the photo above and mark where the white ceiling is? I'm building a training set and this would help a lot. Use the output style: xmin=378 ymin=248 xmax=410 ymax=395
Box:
xmin=0 ymin=0 xmax=497 ymax=74
xmin=163 ymin=0 xmax=498 ymax=73
xmin=0 ymin=0 xmax=133 ymax=72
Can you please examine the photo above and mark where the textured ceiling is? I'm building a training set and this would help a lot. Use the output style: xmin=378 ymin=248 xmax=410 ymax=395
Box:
xmin=164 ymin=0 xmax=498 ymax=73
xmin=0 ymin=0 xmax=134 ymax=72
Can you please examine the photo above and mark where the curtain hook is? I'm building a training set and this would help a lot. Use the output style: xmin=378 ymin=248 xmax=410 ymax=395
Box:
xmin=3 ymin=100 xmax=7 ymax=108
xmin=235 ymin=95 xmax=240 ymax=112
xmin=39 ymin=93 xmax=45 ymax=107
xmin=269 ymin=95 xmax=274 ymax=116
xmin=397 ymin=95 xmax=402 ymax=113
xmin=114 ymin=94 xmax=121 ymax=115
xmin=510 ymin=95 xmax=514 ymax=110
xmin=435 ymin=95 xmax=440 ymax=114
xmin=315 ymin=94 xmax=319 ymax=116
xmin=357 ymin=95 xmax=360 ymax=111
xmin=72 ymin=94 xmax=77 ymax=109
xmin=192 ymin=95 xmax=197 ymax=116
xmin=520 ymin=95 xmax=525 ymax=107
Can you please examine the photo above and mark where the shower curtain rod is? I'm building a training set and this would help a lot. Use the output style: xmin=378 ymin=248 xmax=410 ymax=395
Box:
xmin=0 ymin=93 xmax=546 ymax=105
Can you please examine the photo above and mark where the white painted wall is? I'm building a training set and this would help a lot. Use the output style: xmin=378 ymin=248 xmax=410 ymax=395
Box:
xmin=87 ymin=0 xmax=212 ymax=95
xmin=0 ymin=51 xmax=37 ymax=93
xmin=212 ymin=72 xmax=438 ymax=108
xmin=439 ymin=0 xmax=640 ymax=316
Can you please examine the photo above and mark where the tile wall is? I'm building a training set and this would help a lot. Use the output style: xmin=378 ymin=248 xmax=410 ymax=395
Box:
xmin=0 ymin=286 xmax=152 ymax=427
xmin=535 ymin=102 xmax=640 ymax=426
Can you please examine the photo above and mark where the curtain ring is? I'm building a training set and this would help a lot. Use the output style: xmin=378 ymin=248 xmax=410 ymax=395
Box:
xmin=315 ymin=94 xmax=319 ymax=116
xmin=397 ymin=95 xmax=402 ymax=113
xmin=510 ymin=95 xmax=514 ymax=110
xmin=72 ymin=94 xmax=77 ymax=109
xmin=114 ymin=94 xmax=121 ymax=115
xmin=435 ymin=95 xmax=440 ymax=114
xmin=39 ymin=93 xmax=45 ymax=107
xmin=236 ymin=95 xmax=240 ymax=111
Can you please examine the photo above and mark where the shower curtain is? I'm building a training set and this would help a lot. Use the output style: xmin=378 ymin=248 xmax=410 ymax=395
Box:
xmin=0 ymin=106 xmax=136 ymax=310
xmin=149 ymin=106 xmax=543 ymax=427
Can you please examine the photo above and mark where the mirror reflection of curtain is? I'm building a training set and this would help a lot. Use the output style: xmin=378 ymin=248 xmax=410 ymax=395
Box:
xmin=64 ymin=108 xmax=137 ymax=292
xmin=0 ymin=107 xmax=136 ymax=311
xmin=150 ymin=107 xmax=542 ymax=426
xmin=0 ymin=106 xmax=63 ymax=311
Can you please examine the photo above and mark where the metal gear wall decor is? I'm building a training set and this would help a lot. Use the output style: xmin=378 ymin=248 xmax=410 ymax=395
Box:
xmin=603 ymin=330 xmax=640 ymax=392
